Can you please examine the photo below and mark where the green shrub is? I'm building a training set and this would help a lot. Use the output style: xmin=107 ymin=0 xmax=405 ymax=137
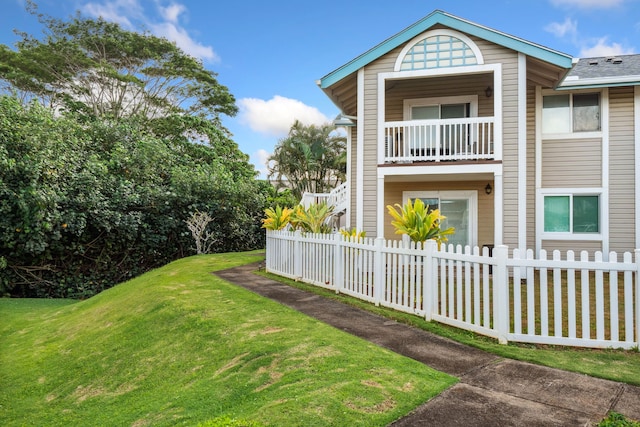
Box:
xmin=598 ymin=412 xmax=640 ymax=427
xmin=0 ymin=96 xmax=266 ymax=297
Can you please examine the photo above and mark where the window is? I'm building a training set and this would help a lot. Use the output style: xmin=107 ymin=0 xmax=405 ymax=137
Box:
xmin=542 ymin=93 xmax=600 ymax=134
xmin=543 ymin=195 xmax=599 ymax=233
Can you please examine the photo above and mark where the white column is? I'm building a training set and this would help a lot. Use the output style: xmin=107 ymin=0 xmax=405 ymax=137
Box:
xmin=356 ymin=68 xmax=365 ymax=231
xmin=635 ymin=86 xmax=640 ymax=249
xmin=517 ymin=53 xmax=527 ymax=253
xmin=494 ymin=170 xmax=504 ymax=246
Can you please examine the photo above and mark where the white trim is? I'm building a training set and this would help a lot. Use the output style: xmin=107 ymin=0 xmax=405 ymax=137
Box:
xmin=493 ymin=64 xmax=503 ymax=162
xmin=394 ymin=28 xmax=485 ymax=72
xmin=377 ymin=176 xmax=385 ymax=238
xmin=601 ymin=88 xmax=610 ymax=257
xmin=494 ymin=170 xmax=503 ymax=246
xmin=403 ymin=95 xmax=479 ymax=119
xmin=377 ymin=162 xmax=502 ymax=178
xmin=535 ymin=86 xmax=543 ymax=252
xmin=402 ymin=190 xmax=479 ymax=247
xmin=356 ymin=68 xmax=365 ymax=231
xmin=558 ymin=75 xmax=640 ymax=88
xmin=345 ymin=125 xmax=352 ymax=229
xmin=517 ymin=53 xmax=527 ymax=253
xmin=635 ymin=86 xmax=640 ymax=249
xmin=381 ymin=63 xmax=500 ymax=82
xmin=377 ymin=72 xmax=385 ymax=165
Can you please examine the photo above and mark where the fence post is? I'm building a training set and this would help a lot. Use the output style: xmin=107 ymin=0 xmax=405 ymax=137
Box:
xmin=635 ymin=250 xmax=640 ymax=349
xmin=424 ymin=239 xmax=436 ymax=321
xmin=493 ymin=245 xmax=509 ymax=344
xmin=374 ymin=237 xmax=385 ymax=306
xmin=334 ymin=233 xmax=344 ymax=294
xmin=264 ymin=230 xmax=271 ymax=272
xmin=294 ymin=230 xmax=302 ymax=280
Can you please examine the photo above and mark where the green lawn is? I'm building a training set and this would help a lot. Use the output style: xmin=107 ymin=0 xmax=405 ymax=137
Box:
xmin=260 ymin=271 xmax=640 ymax=387
xmin=0 ymin=252 xmax=456 ymax=427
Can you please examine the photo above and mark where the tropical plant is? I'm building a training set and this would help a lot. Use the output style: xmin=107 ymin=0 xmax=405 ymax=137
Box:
xmin=268 ymin=120 xmax=346 ymax=200
xmin=387 ymin=198 xmax=455 ymax=244
xmin=290 ymin=202 xmax=335 ymax=234
xmin=339 ymin=228 xmax=367 ymax=241
xmin=261 ymin=205 xmax=294 ymax=230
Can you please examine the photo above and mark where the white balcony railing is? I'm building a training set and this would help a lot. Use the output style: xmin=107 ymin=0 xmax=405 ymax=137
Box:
xmin=384 ymin=117 xmax=495 ymax=163
xmin=301 ymin=182 xmax=348 ymax=213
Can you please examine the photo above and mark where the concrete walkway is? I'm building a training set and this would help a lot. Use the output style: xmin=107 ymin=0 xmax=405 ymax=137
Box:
xmin=215 ymin=262 xmax=640 ymax=426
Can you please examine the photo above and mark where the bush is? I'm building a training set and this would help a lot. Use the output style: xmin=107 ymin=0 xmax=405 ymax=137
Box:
xmin=0 ymin=97 xmax=266 ymax=298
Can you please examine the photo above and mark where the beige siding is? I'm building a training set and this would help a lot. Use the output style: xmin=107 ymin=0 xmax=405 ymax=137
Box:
xmin=356 ymin=30 xmax=520 ymax=241
xmin=361 ymin=46 xmax=403 ymax=235
xmin=475 ymin=37 xmax=520 ymax=249
xmin=609 ymin=86 xmax=636 ymax=252
xmin=383 ymin=180 xmax=495 ymax=246
xmin=541 ymin=138 xmax=602 ymax=187
xmin=526 ymin=84 xmax=536 ymax=249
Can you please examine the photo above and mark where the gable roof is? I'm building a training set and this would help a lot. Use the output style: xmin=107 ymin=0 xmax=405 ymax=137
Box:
xmin=319 ymin=10 xmax=574 ymax=89
xmin=558 ymin=54 xmax=640 ymax=89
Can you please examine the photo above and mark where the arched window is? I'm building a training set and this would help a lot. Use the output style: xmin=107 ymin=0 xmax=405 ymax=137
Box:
xmin=398 ymin=33 xmax=480 ymax=71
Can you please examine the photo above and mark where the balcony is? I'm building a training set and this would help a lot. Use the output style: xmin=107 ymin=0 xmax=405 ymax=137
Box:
xmin=383 ymin=117 xmax=495 ymax=163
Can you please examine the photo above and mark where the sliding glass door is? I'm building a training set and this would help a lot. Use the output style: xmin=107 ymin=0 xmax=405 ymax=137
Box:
xmin=404 ymin=191 xmax=477 ymax=248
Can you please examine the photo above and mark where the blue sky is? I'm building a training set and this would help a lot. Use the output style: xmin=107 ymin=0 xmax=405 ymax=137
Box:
xmin=2 ymin=0 xmax=639 ymax=178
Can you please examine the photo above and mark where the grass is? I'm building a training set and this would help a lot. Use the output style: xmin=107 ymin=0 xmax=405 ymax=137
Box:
xmin=258 ymin=270 xmax=640 ymax=387
xmin=0 ymin=251 xmax=456 ymax=427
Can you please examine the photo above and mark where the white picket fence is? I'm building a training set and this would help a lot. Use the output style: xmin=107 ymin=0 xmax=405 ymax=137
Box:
xmin=265 ymin=230 xmax=640 ymax=350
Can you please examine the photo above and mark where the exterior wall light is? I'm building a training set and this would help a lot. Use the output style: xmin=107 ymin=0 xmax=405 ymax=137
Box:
xmin=485 ymin=183 xmax=492 ymax=195
xmin=485 ymin=86 xmax=493 ymax=98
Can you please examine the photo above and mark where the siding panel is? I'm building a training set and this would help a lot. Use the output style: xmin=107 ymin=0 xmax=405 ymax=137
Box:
xmin=608 ymin=86 xmax=635 ymax=252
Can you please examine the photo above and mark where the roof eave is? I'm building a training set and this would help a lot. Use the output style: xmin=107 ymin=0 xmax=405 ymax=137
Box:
xmin=319 ymin=10 xmax=573 ymax=89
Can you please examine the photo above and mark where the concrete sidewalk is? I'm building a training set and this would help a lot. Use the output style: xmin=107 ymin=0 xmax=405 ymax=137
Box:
xmin=215 ymin=262 xmax=640 ymax=426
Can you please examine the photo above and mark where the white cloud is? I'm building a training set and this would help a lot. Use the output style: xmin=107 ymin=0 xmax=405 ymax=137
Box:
xmin=550 ymin=0 xmax=625 ymax=8
xmin=580 ymin=37 xmax=635 ymax=57
xmin=81 ymin=0 xmax=143 ymax=28
xmin=238 ymin=96 xmax=331 ymax=137
xmin=151 ymin=22 xmax=217 ymax=61
xmin=158 ymin=3 xmax=185 ymax=23
xmin=80 ymin=0 xmax=218 ymax=62
xmin=251 ymin=149 xmax=272 ymax=178
xmin=544 ymin=17 xmax=577 ymax=38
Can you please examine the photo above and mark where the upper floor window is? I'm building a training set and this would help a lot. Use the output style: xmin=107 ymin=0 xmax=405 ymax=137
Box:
xmin=399 ymin=35 xmax=478 ymax=71
xmin=542 ymin=93 xmax=600 ymax=134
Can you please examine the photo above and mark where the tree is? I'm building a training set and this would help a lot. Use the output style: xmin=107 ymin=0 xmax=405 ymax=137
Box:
xmin=0 ymin=3 xmax=236 ymax=130
xmin=268 ymin=120 xmax=346 ymax=201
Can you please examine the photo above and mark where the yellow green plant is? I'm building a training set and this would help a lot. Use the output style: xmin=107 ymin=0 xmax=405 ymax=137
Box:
xmin=387 ymin=198 xmax=455 ymax=243
xmin=339 ymin=228 xmax=367 ymax=241
xmin=291 ymin=202 xmax=335 ymax=234
xmin=261 ymin=205 xmax=294 ymax=230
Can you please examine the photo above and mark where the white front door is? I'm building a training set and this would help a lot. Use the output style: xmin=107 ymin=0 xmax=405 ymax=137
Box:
xmin=404 ymin=190 xmax=478 ymax=248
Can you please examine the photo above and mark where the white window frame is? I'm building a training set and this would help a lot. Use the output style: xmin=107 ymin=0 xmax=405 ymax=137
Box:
xmin=538 ymin=188 xmax=603 ymax=242
xmin=403 ymin=190 xmax=478 ymax=247
xmin=541 ymin=89 xmax=602 ymax=140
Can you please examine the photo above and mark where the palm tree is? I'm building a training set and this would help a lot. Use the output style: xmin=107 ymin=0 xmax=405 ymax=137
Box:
xmin=268 ymin=120 xmax=346 ymax=201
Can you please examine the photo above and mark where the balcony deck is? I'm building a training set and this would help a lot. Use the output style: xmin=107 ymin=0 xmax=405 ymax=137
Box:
xmin=384 ymin=117 xmax=495 ymax=163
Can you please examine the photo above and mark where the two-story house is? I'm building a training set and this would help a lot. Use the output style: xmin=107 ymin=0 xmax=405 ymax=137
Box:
xmin=317 ymin=9 xmax=640 ymax=257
